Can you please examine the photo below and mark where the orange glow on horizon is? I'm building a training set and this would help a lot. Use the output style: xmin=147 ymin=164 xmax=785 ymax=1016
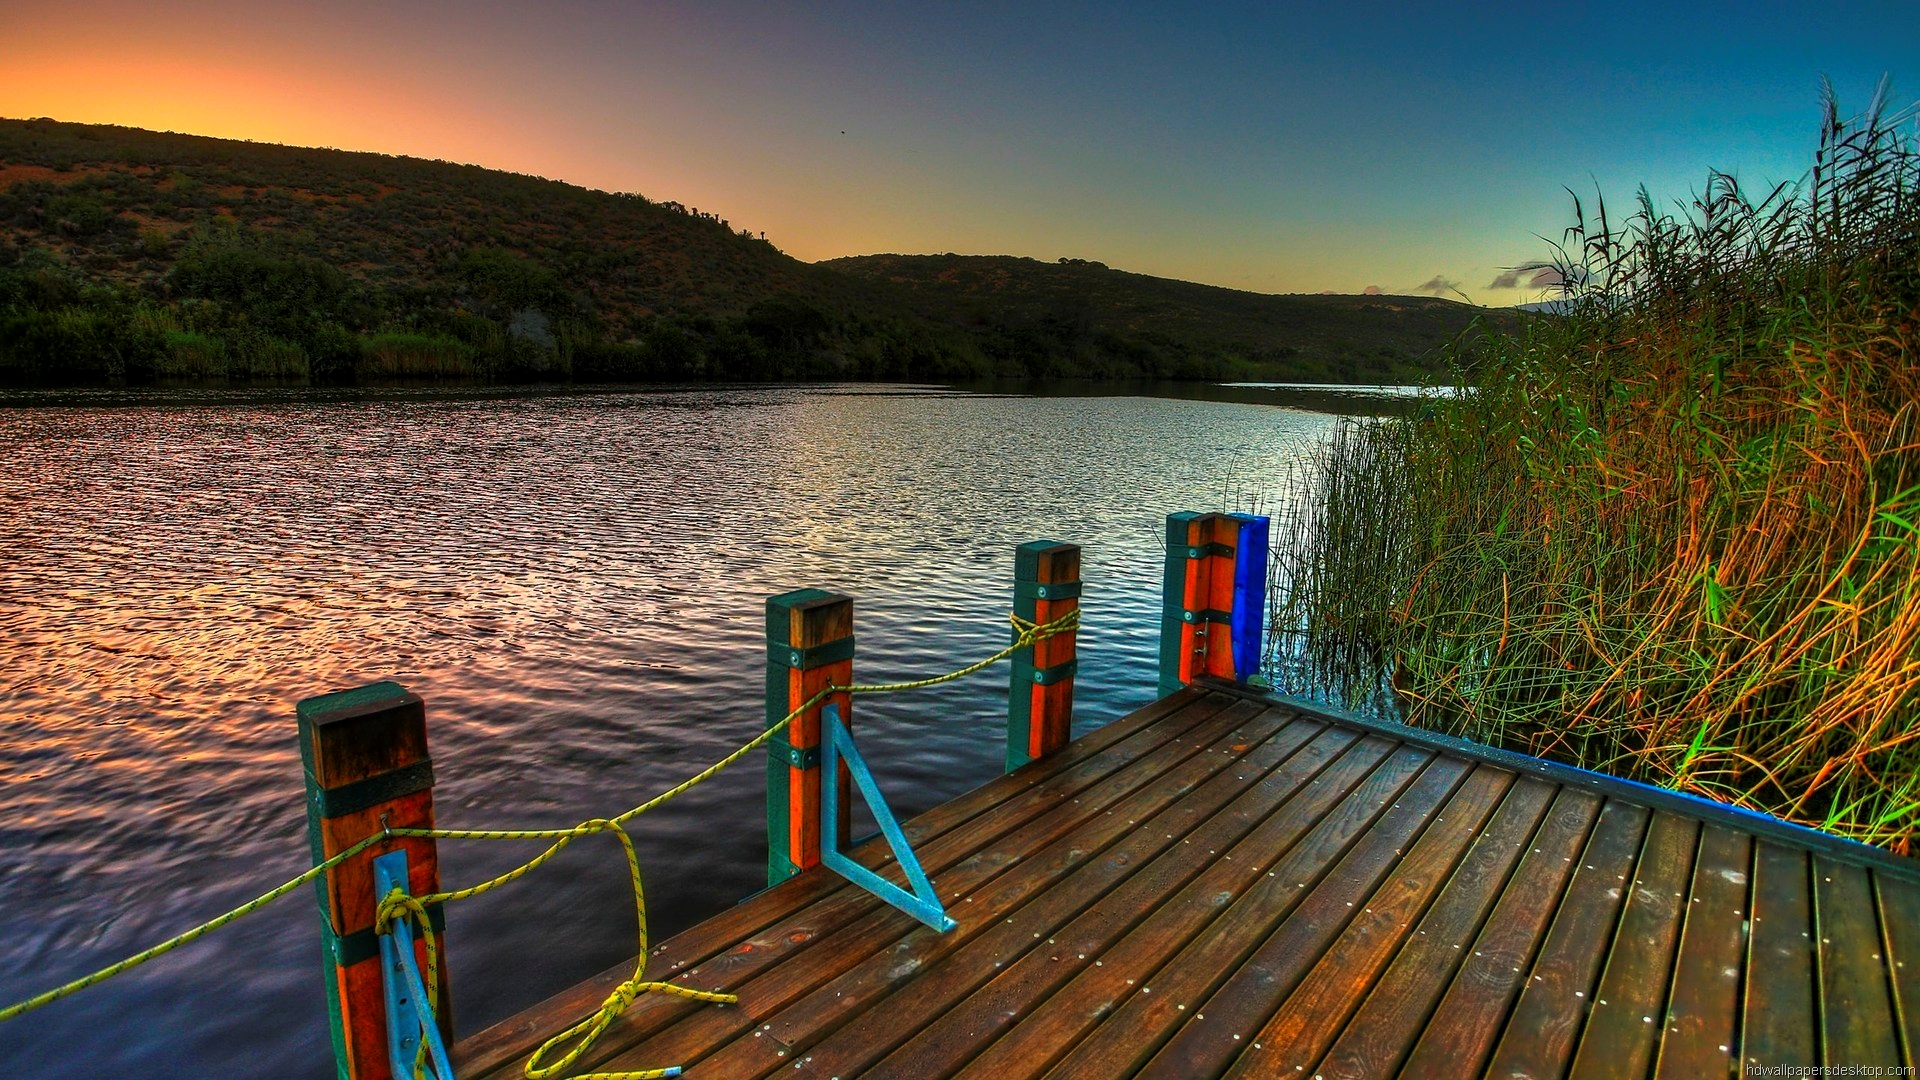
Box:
xmin=0 ymin=22 xmax=668 ymax=211
xmin=7 ymin=51 xmax=511 ymax=170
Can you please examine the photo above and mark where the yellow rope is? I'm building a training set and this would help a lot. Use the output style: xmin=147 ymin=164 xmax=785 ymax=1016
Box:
xmin=0 ymin=608 xmax=1082 ymax=1080
xmin=376 ymin=817 xmax=736 ymax=1080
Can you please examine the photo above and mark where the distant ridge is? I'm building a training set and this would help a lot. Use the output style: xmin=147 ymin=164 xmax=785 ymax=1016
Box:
xmin=0 ymin=117 xmax=1515 ymax=386
xmin=821 ymin=253 xmax=1518 ymax=381
xmin=1514 ymin=298 xmax=1574 ymax=315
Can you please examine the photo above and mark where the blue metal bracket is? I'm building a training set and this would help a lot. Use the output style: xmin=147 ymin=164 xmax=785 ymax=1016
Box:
xmin=372 ymin=850 xmax=456 ymax=1080
xmin=819 ymin=705 xmax=957 ymax=933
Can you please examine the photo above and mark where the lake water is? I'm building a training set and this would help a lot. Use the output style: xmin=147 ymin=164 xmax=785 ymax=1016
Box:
xmin=0 ymin=382 xmax=1369 ymax=1077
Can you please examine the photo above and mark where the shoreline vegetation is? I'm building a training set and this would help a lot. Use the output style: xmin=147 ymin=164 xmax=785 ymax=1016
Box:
xmin=1272 ymin=84 xmax=1920 ymax=852
xmin=0 ymin=118 xmax=1510 ymax=389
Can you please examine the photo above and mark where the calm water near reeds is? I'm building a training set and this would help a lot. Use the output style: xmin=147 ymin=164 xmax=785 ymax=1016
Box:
xmin=0 ymin=382 xmax=1381 ymax=1077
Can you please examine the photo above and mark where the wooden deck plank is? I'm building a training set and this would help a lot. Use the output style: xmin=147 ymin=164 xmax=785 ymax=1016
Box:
xmin=857 ymin=723 xmax=1363 ymax=1079
xmin=1876 ymin=872 xmax=1920 ymax=1072
xmin=1255 ymin=774 xmax=1558 ymax=1079
xmin=458 ymin=688 xmax=1239 ymax=1079
xmin=1740 ymin=842 xmax=1817 ymax=1074
xmin=679 ymin=704 xmax=1315 ymax=1079
xmin=608 ymin=700 xmax=1294 ymax=1077
xmin=1815 ymin=857 xmax=1903 ymax=1070
xmin=1394 ymin=786 xmax=1606 ymax=1080
xmin=1652 ymin=824 xmax=1751 ymax=1080
xmin=948 ymin=733 xmax=1406 ymax=1080
xmin=1184 ymin=763 xmax=1511 ymax=1078
xmin=767 ymin=713 xmax=1340 ymax=1080
xmin=1473 ymin=798 xmax=1652 ymax=1080
xmin=1041 ymin=748 xmax=1458 ymax=1079
xmin=1568 ymin=810 xmax=1701 ymax=1080
xmin=456 ymin=682 xmax=1920 ymax=1080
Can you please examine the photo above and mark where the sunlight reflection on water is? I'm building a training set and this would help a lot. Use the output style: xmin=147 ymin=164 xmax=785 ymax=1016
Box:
xmin=0 ymin=383 xmax=1346 ymax=1076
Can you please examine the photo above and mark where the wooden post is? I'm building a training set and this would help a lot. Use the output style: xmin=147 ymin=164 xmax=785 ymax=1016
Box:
xmin=1159 ymin=512 xmax=1270 ymax=697
xmin=1007 ymin=541 xmax=1081 ymax=771
xmin=297 ymin=681 xmax=449 ymax=1080
xmin=765 ymin=590 xmax=854 ymax=886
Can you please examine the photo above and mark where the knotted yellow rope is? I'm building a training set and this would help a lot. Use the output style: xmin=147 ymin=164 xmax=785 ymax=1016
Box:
xmin=374 ymin=888 xmax=444 ymax=1080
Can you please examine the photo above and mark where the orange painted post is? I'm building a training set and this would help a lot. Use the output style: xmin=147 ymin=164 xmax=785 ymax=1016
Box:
xmin=1006 ymin=541 xmax=1081 ymax=771
xmin=765 ymin=590 xmax=854 ymax=885
xmin=1159 ymin=511 xmax=1270 ymax=696
xmin=297 ymin=681 xmax=450 ymax=1080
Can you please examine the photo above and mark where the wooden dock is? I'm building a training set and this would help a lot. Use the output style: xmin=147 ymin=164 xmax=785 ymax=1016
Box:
xmin=451 ymin=681 xmax=1920 ymax=1079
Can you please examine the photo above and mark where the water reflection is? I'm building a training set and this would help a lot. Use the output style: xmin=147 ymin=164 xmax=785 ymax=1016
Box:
xmin=0 ymin=383 xmax=1352 ymax=1076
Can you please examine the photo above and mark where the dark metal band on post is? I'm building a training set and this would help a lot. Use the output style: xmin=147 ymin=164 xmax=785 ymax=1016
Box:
xmin=1007 ymin=541 xmax=1081 ymax=771
xmin=297 ymin=680 xmax=448 ymax=1080
xmin=765 ymin=589 xmax=854 ymax=886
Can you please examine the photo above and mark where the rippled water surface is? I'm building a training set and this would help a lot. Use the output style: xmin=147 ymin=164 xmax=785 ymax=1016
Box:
xmin=0 ymin=384 xmax=1344 ymax=1077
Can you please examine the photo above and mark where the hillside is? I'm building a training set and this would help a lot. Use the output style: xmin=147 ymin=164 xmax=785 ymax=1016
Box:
xmin=0 ymin=118 xmax=1514 ymax=386
xmin=819 ymin=255 xmax=1513 ymax=382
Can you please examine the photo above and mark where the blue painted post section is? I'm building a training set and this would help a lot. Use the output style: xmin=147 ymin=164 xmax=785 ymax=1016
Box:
xmin=1158 ymin=511 xmax=1270 ymax=695
xmin=1230 ymin=514 xmax=1270 ymax=682
xmin=371 ymin=850 xmax=455 ymax=1080
xmin=819 ymin=705 xmax=957 ymax=933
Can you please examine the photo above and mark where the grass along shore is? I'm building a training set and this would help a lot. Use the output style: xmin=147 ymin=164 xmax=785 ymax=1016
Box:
xmin=1269 ymin=84 xmax=1920 ymax=852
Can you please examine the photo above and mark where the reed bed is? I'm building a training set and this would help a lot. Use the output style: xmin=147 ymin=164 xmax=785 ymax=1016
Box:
xmin=1269 ymin=83 xmax=1920 ymax=851
xmin=355 ymin=331 xmax=478 ymax=379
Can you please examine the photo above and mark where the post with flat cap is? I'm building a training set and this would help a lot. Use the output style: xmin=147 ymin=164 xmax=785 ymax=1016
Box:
xmin=1007 ymin=541 xmax=1081 ymax=771
xmin=297 ymin=681 xmax=450 ymax=1080
xmin=1159 ymin=512 xmax=1270 ymax=697
xmin=765 ymin=590 xmax=855 ymax=886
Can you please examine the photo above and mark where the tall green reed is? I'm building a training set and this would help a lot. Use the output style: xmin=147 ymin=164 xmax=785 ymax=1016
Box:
xmin=1272 ymin=82 xmax=1920 ymax=851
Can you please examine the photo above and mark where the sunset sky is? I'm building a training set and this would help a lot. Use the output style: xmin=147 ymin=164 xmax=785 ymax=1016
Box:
xmin=2 ymin=1 xmax=1913 ymax=304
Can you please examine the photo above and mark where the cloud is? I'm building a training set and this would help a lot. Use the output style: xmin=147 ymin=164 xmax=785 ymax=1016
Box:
xmin=1415 ymin=276 xmax=1462 ymax=297
xmin=1488 ymin=262 xmax=1582 ymax=291
xmin=1362 ymin=285 xmax=1382 ymax=295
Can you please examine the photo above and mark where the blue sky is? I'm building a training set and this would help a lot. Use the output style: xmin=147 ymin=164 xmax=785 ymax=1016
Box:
xmin=3 ymin=0 xmax=1914 ymax=303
